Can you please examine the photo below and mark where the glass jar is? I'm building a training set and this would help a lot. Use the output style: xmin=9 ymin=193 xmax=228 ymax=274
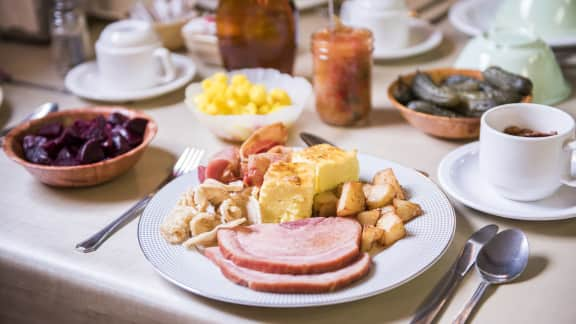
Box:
xmin=311 ymin=23 xmax=373 ymax=126
xmin=50 ymin=0 xmax=92 ymax=76
xmin=216 ymin=0 xmax=297 ymax=74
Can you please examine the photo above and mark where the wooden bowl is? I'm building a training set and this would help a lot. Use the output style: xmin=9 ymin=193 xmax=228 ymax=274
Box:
xmin=3 ymin=106 xmax=158 ymax=187
xmin=387 ymin=68 xmax=533 ymax=139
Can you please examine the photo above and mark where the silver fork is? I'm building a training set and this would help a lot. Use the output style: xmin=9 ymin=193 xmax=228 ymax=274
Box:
xmin=75 ymin=147 xmax=205 ymax=253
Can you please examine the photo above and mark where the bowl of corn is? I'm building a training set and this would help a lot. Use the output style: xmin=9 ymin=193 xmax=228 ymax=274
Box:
xmin=185 ymin=68 xmax=312 ymax=141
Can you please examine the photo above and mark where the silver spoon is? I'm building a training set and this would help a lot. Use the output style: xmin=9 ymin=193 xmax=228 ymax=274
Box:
xmin=453 ymin=229 xmax=529 ymax=324
xmin=0 ymin=102 xmax=59 ymax=138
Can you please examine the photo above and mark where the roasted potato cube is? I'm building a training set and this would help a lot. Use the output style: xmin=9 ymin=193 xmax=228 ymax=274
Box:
xmin=394 ymin=199 xmax=423 ymax=223
xmin=376 ymin=209 xmax=406 ymax=246
xmin=363 ymin=183 xmax=395 ymax=209
xmin=314 ymin=191 xmax=339 ymax=217
xmin=337 ymin=181 xmax=366 ymax=217
xmin=357 ymin=209 xmax=381 ymax=226
xmin=361 ymin=225 xmax=385 ymax=252
xmin=372 ymin=168 xmax=406 ymax=200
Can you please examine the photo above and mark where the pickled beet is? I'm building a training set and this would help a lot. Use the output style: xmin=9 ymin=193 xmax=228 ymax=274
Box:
xmin=21 ymin=112 xmax=148 ymax=166
xmin=78 ymin=139 xmax=105 ymax=164
xmin=36 ymin=122 xmax=63 ymax=138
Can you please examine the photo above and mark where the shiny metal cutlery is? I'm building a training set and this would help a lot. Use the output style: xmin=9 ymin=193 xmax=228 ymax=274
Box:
xmin=453 ymin=229 xmax=529 ymax=324
xmin=75 ymin=147 xmax=205 ymax=253
xmin=300 ymin=132 xmax=336 ymax=147
xmin=0 ymin=102 xmax=59 ymax=138
xmin=411 ymin=224 xmax=499 ymax=324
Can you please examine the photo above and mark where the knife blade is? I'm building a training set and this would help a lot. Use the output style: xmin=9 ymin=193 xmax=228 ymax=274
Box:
xmin=411 ymin=224 xmax=499 ymax=324
xmin=300 ymin=132 xmax=335 ymax=147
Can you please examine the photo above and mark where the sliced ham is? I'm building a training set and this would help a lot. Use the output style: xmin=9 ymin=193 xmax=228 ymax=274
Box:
xmin=205 ymin=247 xmax=371 ymax=293
xmin=205 ymin=147 xmax=241 ymax=183
xmin=239 ymin=123 xmax=288 ymax=159
xmin=243 ymin=152 xmax=290 ymax=187
xmin=217 ymin=217 xmax=362 ymax=274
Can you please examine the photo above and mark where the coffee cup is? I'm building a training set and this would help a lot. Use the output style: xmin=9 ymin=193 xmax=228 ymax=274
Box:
xmin=95 ymin=20 xmax=176 ymax=91
xmin=479 ymin=103 xmax=576 ymax=201
xmin=340 ymin=0 xmax=410 ymax=53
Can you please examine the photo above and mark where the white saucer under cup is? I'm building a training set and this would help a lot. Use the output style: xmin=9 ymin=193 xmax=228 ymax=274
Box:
xmin=438 ymin=142 xmax=576 ymax=221
xmin=64 ymin=54 xmax=196 ymax=102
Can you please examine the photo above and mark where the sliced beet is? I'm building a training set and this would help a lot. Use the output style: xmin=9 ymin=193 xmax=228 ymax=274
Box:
xmin=78 ymin=139 xmax=105 ymax=164
xmin=58 ymin=127 xmax=83 ymax=146
xmin=100 ymin=137 xmax=116 ymax=156
xmin=36 ymin=122 xmax=63 ymax=138
xmin=124 ymin=118 xmax=148 ymax=136
xmin=54 ymin=147 xmax=78 ymax=166
xmin=111 ymin=134 xmax=130 ymax=156
xmin=107 ymin=112 xmax=129 ymax=126
xmin=41 ymin=139 xmax=63 ymax=158
xmin=23 ymin=137 xmax=52 ymax=165
xmin=22 ymin=135 xmax=46 ymax=150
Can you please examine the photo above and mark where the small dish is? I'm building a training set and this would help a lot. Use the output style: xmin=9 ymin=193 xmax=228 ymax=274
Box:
xmin=185 ymin=68 xmax=312 ymax=142
xmin=387 ymin=68 xmax=532 ymax=140
xmin=3 ymin=106 xmax=158 ymax=187
xmin=373 ymin=18 xmax=443 ymax=60
xmin=65 ymin=54 xmax=196 ymax=102
xmin=438 ymin=142 xmax=576 ymax=221
xmin=154 ymin=14 xmax=197 ymax=51
xmin=454 ymin=28 xmax=571 ymax=105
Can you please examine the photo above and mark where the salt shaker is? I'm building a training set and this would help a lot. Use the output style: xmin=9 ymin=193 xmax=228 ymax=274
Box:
xmin=51 ymin=0 xmax=92 ymax=75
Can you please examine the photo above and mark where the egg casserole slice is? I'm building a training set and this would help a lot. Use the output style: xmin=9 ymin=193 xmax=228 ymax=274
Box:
xmin=292 ymin=144 xmax=359 ymax=193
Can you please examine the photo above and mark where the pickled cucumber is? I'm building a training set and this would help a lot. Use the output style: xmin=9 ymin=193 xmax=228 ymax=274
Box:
xmin=482 ymin=66 xmax=533 ymax=96
xmin=457 ymin=91 xmax=498 ymax=117
xmin=407 ymin=100 xmax=461 ymax=117
xmin=411 ymin=72 xmax=461 ymax=108
xmin=393 ymin=77 xmax=414 ymax=104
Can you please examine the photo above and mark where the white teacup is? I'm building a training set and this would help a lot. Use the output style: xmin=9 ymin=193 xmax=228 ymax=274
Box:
xmin=479 ymin=103 xmax=576 ymax=201
xmin=95 ymin=20 xmax=176 ymax=91
xmin=340 ymin=0 xmax=410 ymax=52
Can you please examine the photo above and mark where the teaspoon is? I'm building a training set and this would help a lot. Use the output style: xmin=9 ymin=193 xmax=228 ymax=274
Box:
xmin=453 ymin=229 xmax=529 ymax=324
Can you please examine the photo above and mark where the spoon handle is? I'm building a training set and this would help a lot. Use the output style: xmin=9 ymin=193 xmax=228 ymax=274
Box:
xmin=453 ymin=280 xmax=491 ymax=324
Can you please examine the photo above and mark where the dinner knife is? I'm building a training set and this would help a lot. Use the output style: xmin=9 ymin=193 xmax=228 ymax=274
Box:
xmin=410 ymin=224 xmax=499 ymax=324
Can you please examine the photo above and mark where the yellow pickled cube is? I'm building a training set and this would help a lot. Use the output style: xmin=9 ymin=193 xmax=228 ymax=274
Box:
xmin=270 ymin=88 xmax=292 ymax=106
xmin=231 ymin=74 xmax=249 ymax=86
xmin=194 ymin=94 xmax=208 ymax=108
xmin=201 ymin=79 xmax=214 ymax=91
xmin=244 ymin=102 xmax=258 ymax=114
xmin=249 ymin=84 xmax=267 ymax=106
xmin=205 ymin=103 xmax=219 ymax=115
xmin=212 ymin=72 xmax=228 ymax=84
xmin=258 ymin=104 xmax=271 ymax=114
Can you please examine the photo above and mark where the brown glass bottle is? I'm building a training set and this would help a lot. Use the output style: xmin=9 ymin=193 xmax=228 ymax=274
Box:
xmin=216 ymin=0 xmax=297 ymax=74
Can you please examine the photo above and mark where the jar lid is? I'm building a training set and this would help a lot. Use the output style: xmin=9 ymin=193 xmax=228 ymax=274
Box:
xmin=97 ymin=20 xmax=159 ymax=48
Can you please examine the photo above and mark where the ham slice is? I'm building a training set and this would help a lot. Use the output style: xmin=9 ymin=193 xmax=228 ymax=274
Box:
xmin=239 ymin=123 xmax=288 ymax=159
xmin=243 ymin=152 xmax=290 ymax=187
xmin=217 ymin=217 xmax=362 ymax=274
xmin=205 ymin=247 xmax=371 ymax=293
xmin=205 ymin=147 xmax=241 ymax=183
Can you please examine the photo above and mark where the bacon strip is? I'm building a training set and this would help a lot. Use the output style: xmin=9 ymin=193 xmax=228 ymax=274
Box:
xmin=205 ymin=147 xmax=241 ymax=183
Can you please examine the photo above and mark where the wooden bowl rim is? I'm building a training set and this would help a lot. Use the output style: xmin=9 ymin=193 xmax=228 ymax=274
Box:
xmin=387 ymin=68 xmax=533 ymax=123
xmin=2 ymin=106 xmax=158 ymax=171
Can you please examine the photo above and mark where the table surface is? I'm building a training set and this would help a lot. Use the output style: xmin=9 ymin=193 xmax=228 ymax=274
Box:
xmin=1 ymin=8 xmax=576 ymax=324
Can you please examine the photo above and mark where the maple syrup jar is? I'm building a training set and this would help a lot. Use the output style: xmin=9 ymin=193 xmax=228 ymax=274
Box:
xmin=312 ymin=22 xmax=373 ymax=126
xmin=216 ymin=0 xmax=297 ymax=74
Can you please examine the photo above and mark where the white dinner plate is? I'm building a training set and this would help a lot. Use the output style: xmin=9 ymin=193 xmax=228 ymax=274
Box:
xmin=438 ymin=142 xmax=576 ymax=221
xmin=138 ymin=153 xmax=456 ymax=307
xmin=373 ymin=18 xmax=443 ymax=60
xmin=197 ymin=0 xmax=328 ymax=11
xmin=449 ymin=0 xmax=576 ymax=48
xmin=64 ymin=54 xmax=196 ymax=102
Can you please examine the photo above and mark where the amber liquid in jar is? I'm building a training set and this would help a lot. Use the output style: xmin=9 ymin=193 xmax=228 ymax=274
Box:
xmin=216 ymin=0 xmax=297 ymax=74
xmin=312 ymin=23 xmax=373 ymax=126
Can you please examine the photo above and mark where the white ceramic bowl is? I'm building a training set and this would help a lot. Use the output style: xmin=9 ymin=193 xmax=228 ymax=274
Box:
xmin=185 ymin=68 xmax=312 ymax=142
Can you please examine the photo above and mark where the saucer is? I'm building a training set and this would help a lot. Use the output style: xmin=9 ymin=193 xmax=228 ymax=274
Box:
xmin=373 ymin=18 xmax=443 ymax=60
xmin=449 ymin=0 xmax=576 ymax=48
xmin=437 ymin=142 xmax=576 ymax=221
xmin=65 ymin=54 xmax=196 ymax=102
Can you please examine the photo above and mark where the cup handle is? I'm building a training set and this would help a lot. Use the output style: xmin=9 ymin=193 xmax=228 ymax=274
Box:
xmin=154 ymin=47 xmax=176 ymax=84
xmin=562 ymin=140 xmax=576 ymax=187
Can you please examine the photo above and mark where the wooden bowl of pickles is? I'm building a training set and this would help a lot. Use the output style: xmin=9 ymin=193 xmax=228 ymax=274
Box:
xmin=387 ymin=67 xmax=533 ymax=139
